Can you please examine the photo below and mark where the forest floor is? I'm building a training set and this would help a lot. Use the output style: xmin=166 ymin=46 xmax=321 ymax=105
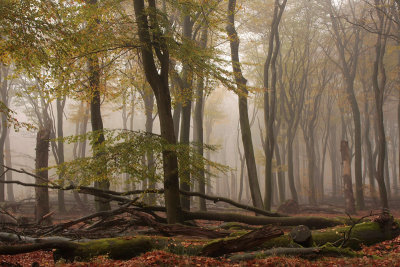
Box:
xmin=1 ymin=208 xmax=400 ymax=267
xmin=0 ymin=199 xmax=400 ymax=267
xmin=1 ymin=229 xmax=400 ymax=266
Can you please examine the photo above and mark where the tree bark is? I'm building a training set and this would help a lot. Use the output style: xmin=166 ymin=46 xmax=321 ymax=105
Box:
xmin=183 ymin=210 xmax=341 ymax=229
xmin=4 ymin=131 xmax=13 ymax=202
xmin=193 ymin=27 xmax=208 ymax=211
xmin=179 ymin=13 xmax=194 ymax=211
xmin=0 ymin=64 xmax=9 ymax=202
xmin=226 ymin=0 xmax=264 ymax=210
xmin=340 ymin=140 xmax=356 ymax=214
xmin=57 ymin=97 xmax=66 ymax=213
xmin=35 ymin=127 xmax=51 ymax=225
xmin=201 ymin=225 xmax=283 ymax=257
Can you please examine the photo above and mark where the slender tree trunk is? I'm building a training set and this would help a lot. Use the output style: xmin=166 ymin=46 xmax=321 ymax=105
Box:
xmin=305 ymin=140 xmax=317 ymax=205
xmin=144 ymin=90 xmax=156 ymax=205
xmin=57 ymin=97 xmax=66 ymax=213
xmin=227 ymin=0 xmax=264 ymax=210
xmin=238 ymin=156 xmax=245 ymax=203
xmin=35 ymin=127 xmax=51 ymax=224
xmin=86 ymin=0 xmax=110 ymax=212
xmin=371 ymin=11 xmax=389 ymax=209
xmin=328 ymin=125 xmax=338 ymax=198
xmin=384 ymin=140 xmax=391 ymax=199
xmin=263 ymin=0 xmax=287 ymax=211
xmin=193 ymin=28 xmax=208 ymax=211
xmin=328 ymin=1 xmax=364 ymax=209
xmin=274 ymin=141 xmax=285 ymax=203
xmin=4 ymin=132 xmax=13 ymax=202
xmin=80 ymin=103 xmax=89 ymax=203
xmin=340 ymin=140 xmax=356 ymax=214
xmin=179 ymin=13 xmax=194 ymax=211
xmin=0 ymin=65 xmax=9 ymax=202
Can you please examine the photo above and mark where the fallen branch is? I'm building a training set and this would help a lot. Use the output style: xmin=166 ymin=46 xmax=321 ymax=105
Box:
xmin=0 ymin=166 xmax=285 ymax=217
xmin=128 ymin=210 xmax=229 ymax=239
xmin=183 ymin=210 xmax=341 ymax=229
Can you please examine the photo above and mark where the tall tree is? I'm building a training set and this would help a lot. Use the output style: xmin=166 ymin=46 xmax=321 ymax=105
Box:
xmin=325 ymin=0 xmax=365 ymax=209
xmin=86 ymin=0 xmax=111 ymax=212
xmin=133 ymin=0 xmax=181 ymax=224
xmin=371 ymin=0 xmax=391 ymax=209
xmin=263 ymin=0 xmax=287 ymax=211
xmin=193 ymin=27 xmax=208 ymax=211
xmin=226 ymin=0 xmax=264 ymax=210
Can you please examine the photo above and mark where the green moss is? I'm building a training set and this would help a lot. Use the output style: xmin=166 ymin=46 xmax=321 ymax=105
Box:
xmin=54 ymin=236 xmax=159 ymax=262
xmin=262 ymin=222 xmax=400 ymax=251
xmin=320 ymin=243 xmax=360 ymax=257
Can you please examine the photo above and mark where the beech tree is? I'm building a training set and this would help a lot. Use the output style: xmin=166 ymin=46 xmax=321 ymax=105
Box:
xmin=133 ymin=0 xmax=182 ymax=223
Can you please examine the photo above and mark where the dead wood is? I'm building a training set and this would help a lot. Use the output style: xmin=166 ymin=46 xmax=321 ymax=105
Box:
xmin=182 ymin=210 xmax=342 ymax=229
xmin=228 ymin=246 xmax=360 ymax=261
xmin=0 ymin=167 xmax=285 ymax=218
xmin=200 ymin=225 xmax=283 ymax=257
xmin=128 ymin=209 xmax=229 ymax=239
xmin=289 ymin=225 xmax=312 ymax=247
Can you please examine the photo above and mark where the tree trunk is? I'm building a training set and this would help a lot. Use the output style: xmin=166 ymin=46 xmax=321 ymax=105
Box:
xmin=183 ymin=210 xmax=340 ymax=229
xmin=371 ymin=12 xmax=389 ymax=209
xmin=340 ymin=140 xmax=356 ymax=214
xmin=275 ymin=141 xmax=285 ymax=203
xmin=328 ymin=126 xmax=338 ymax=198
xmin=201 ymin=225 xmax=283 ymax=257
xmin=35 ymin=127 xmax=51 ymax=225
xmin=4 ymin=132 xmax=13 ymax=202
xmin=226 ymin=0 xmax=264 ymax=210
xmin=193 ymin=28 xmax=208 ymax=211
xmin=305 ymin=141 xmax=317 ymax=205
xmin=0 ymin=64 xmax=9 ymax=202
xmin=87 ymin=0 xmax=110 ymax=212
xmin=143 ymin=89 xmax=156 ymax=205
xmin=57 ymin=97 xmax=66 ymax=213
xmin=133 ymin=0 xmax=182 ymax=223
xmin=328 ymin=1 xmax=364 ymax=210
xmin=287 ymin=133 xmax=298 ymax=202
xmin=263 ymin=0 xmax=287 ymax=211
xmin=178 ymin=14 xmax=194 ymax=211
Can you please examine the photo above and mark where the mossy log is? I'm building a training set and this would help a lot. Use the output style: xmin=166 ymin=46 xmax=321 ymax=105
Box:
xmin=261 ymin=221 xmax=400 ymax=250
xmin=0 ymin=236 xmax=157 ymax=262
xmin=229 ymin=245 xmax=360 ymax=262
xmin=183 ymin=210 xmax=342 ymax=229
xmin=201 ymin=225 xmax=283 ymax=257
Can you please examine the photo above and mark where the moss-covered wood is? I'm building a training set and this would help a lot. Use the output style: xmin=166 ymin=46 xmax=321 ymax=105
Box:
xmin=183 ymin=210 xmax=342 ymax=229
xmin=261 ymin=221 xmax=400 ymax=250
xmin=228 ymin=245 xmax=361 ymax=262
xmin=53 ymin=236 xmax=154 ymax=262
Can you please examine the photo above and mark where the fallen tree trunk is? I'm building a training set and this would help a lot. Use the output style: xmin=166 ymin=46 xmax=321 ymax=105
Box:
xmin=0 ymin=221 xmax=398 ymax=262
xmin=182 ymin=210 xmax=341 ymax=229
xmin=229 ymin=246 xmax=359 ymax=262
xmin=261 ymin=221 xmax=400 ymax=250
xmin=201 ymin=225 xmax=283 ymax=257
xmin=0 ymin=236 xmax=155 ymax=262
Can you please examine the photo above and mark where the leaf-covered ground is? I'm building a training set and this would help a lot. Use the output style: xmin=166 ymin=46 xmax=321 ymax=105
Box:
xmin=2 ymin=236 xmax=400 ymax=267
